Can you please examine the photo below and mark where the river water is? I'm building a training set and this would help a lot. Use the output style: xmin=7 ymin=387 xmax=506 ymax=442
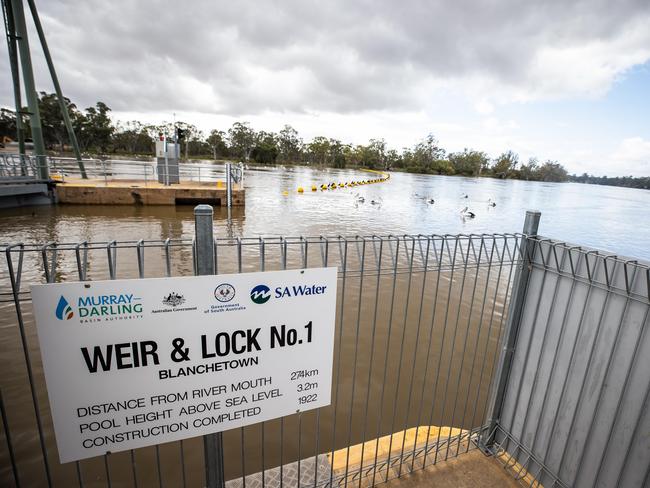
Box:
xmin=0 ymin=166 xmax=648 ymax=486
xmin=1 ymin=165 xmax=648 ymax=259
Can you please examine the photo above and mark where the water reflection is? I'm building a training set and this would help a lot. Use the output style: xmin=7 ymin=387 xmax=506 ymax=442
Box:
xmin=1 ymin=166 xmax=648 ymax=260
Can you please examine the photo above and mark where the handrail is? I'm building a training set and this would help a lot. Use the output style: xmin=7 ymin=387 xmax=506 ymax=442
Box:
xmin=0 ymin=153 xmax=244 ymax=187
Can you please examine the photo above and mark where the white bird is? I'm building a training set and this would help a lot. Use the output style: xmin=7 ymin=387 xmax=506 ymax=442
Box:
xmin=461 ymin=206 xmax=476 ymax=218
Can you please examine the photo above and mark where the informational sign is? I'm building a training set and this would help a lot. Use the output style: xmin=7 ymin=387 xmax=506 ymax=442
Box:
xmin=31 ymin=268 xmax=337 ymax=463
xmin=154 ymin=139 xmax=179 ymax=158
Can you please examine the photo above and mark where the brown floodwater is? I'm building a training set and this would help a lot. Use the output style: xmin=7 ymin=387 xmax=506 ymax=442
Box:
xmin=2 ymin=165 xmax=647 ymax=487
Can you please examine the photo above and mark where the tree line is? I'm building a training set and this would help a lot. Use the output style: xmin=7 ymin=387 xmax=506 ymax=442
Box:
xmin=1 ymin=93 xmax=647 ymax=187
xmin=569 ymin=173 xmax=649 ymax=190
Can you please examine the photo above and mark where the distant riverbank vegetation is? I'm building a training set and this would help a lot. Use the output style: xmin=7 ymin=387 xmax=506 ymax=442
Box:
xmin=1 ymin=94 xmax=647 ymax=188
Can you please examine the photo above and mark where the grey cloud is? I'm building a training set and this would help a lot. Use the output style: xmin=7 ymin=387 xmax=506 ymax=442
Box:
xmin=1 ymin=0 xmax=649 ymax=116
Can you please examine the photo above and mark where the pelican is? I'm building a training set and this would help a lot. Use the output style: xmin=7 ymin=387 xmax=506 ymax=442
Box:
xmin=427 ymin=198 xmax=435 ymax=204
xmin=488 ymin=198 xmax=496 ymax=207
xmin=461 ymin=206 xmax=475 ymax=218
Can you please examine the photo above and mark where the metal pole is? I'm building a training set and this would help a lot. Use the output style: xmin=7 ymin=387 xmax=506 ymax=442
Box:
xmin=2 ymin=0 xmax=26 ymax=164
xmin=26 ymin=0 xmax=87 ymax=178
xmin=173 ymin=113 xmax=179 ymax=160
xmin=225 ymin=162 xmax=232 ymax=208
xmin=163 ymin=134 xmax=169 ymax=186
xmin=11 ymin=0 xmax=47 ymax=179
xmin=482 ymin=210 xmax=541 ymax=450
xmin=193 ymin=205 xmax=225 ymax=488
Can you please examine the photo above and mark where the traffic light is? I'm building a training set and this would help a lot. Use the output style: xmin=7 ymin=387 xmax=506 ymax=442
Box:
xmin=176 ymin=127 xmax=185 ymax=141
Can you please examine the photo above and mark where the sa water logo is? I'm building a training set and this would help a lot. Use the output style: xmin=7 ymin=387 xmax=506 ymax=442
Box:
xmin=250 ymin=284 xmax=271 ymax=304
xmin=55 ymin=296 xmax=74 ymax=320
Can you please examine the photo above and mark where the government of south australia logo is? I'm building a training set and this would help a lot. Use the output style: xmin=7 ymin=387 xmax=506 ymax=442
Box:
xmin=162 ymin=292 xmax=185 ymax=307
xmin=214 ymin=283 xmax=235 ymax=303
xmin=250 ymin=284 xmax=271 ymax=304
xmin=55 ymin=296 xmax=73 ymax=320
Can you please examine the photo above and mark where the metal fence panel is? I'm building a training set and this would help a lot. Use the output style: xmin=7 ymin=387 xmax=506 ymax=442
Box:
xmin=0 ymin=232 xmax=519 ymax=488
xmin=493 ymin=238 xmax=650 ymax=488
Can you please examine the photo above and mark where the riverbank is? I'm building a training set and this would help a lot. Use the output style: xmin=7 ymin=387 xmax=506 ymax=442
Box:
xmin=34 ymin=150 xmax=649 ymax=189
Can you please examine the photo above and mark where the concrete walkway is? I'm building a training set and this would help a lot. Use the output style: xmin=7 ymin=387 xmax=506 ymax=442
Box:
xmin=225 ymin=426 xmax=533 ymax=488
xmin=381 ymin=449 xmax=521 ymax=488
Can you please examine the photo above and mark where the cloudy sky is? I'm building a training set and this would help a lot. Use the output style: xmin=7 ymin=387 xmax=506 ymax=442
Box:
xmin=2 ymin=0 xmax=650 ymax=176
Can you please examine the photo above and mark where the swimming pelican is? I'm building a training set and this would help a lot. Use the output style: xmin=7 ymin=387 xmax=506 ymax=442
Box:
xmin=461 ymin=206 xmax=476 ymax=218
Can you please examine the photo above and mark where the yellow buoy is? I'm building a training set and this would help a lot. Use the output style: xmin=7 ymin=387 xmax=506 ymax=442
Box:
xmin=282 ymin=191 xmax=288 ymax=196
xmin=297 ymin=187 xmax=304 ymax=193
xmin=312 ymin=185 xmax=317 ymax=192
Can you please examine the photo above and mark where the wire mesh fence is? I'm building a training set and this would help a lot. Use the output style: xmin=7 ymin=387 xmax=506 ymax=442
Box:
xmin=0 ymin=232 xmax=522 ymax=487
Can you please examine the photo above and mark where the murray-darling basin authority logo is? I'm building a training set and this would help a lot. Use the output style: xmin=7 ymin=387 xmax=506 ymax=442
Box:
xmin=55 ymin=296 xmax=74 ymax=320
xmin=250 ymin=284 xmax=271 ymax=304
xmin=55 ymin=293 xmax=143 ymax=323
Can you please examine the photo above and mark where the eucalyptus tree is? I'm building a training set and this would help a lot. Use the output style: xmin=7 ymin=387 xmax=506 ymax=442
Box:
xmin=278 ymin=124 xmax=302 ymax=162
xmin=492 ymin=150 xmax=519 ymax=178
xmin=228 ymin=122 xmax=257 ymax=161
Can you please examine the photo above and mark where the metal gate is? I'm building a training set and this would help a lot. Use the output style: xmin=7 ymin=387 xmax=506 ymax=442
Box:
xmin=485 ymin=216 xmax=650 ymax=488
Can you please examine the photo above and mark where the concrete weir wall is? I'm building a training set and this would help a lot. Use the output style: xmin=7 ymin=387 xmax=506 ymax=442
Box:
xmin=55 ymin=180 xmax=245 ymax=206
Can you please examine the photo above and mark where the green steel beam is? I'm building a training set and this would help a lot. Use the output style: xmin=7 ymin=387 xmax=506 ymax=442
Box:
xmin=11 ymin=0 xmax=47 ymax=179
xmin=2 ymin=0 xmax=26 ymax=166
xmin=27 ymin=0 xmax=87 ymax=178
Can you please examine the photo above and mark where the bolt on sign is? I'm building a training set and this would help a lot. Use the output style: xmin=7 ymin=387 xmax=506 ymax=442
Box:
xmin=31 ymin=268 xmax=338 ymax=463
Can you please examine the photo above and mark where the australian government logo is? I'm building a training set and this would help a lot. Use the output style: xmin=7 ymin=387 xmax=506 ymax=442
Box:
xmin=205 ymin=283 xmax=245 ymax=314
xmin=57 ymin=293 xmax=144 ymax=324
xmin=152 ymin=292 xmax=198 ymax=314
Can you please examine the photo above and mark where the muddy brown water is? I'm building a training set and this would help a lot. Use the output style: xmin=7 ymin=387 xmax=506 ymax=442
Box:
xmin=2 ymin=165 xmax=646 ymax=486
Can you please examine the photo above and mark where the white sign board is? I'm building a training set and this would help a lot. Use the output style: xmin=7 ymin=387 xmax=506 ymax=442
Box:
xmin=155 ymin=140 xmax=179 ymax=158
xmin=31 ymin=268 xmax=337 ymax=463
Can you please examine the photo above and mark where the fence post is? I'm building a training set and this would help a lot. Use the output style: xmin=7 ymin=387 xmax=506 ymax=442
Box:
xmin=482 ymin=210 xmax=541 ymax=451
xmin=225 ymin=162 xmax=232 ymax=208
xmin=194 ymin=205 xmax=226 ymax=488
